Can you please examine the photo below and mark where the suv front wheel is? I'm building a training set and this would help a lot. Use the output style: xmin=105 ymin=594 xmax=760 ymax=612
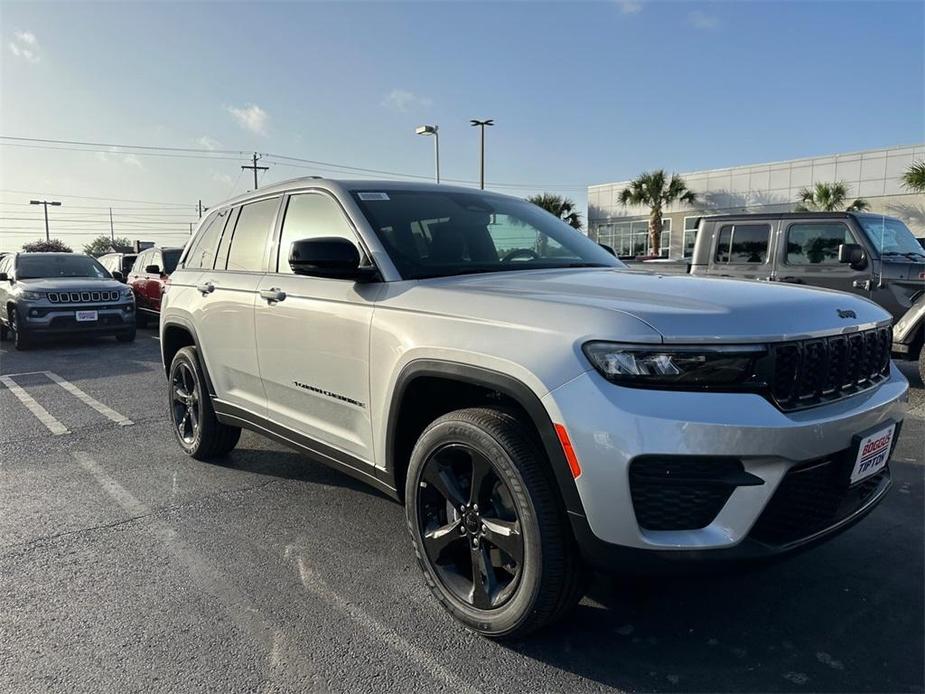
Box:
xmin=405 ymin=407 xmax=585 ymax=638
xmin=168 ymin=346 xmax=240 ymax=460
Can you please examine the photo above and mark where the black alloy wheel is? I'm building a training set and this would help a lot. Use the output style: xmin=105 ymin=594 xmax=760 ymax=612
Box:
xmin=417 ymin=443 xmax=524 ymax=610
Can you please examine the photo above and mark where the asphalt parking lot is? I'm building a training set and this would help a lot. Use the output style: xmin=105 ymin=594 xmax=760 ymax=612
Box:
xmin=1 ymin=332 xmax=922 ymax=694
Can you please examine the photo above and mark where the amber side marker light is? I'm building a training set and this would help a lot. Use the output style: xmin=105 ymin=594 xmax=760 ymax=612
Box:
xmin=554 ymin=423 xmax=582 ymax=479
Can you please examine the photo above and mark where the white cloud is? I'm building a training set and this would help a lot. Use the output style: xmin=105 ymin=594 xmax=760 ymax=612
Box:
xmin=688 ymin=10 xmax=719 ymax=30
xmin=225 ymin=104 xmax=268 ymax=136
xmin=211 ymin=171 xmax=234 ymax=185
xmin=196 ymin=135 xmax=222 ymax=151
xmin=95 ymin=148 xmax=143 ymax=169
xmin=617 ymin=1 xmax=643 ymax=15
xmin=9 ymin=30 xmax=40 ymax=63
xmin=381 ymin=89 xmax=433 ymax=113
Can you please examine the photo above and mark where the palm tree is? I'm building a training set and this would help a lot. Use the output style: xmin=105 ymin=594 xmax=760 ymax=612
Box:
xmin=902 ymin=161 xmax=925 ymax=193
xmin=795 ymin=181 xmax=868 ymax=212
xmin=527 ymin=193 xmax=583 ymax=230
xmin=617 ymin=170 xmax=696 ymax=256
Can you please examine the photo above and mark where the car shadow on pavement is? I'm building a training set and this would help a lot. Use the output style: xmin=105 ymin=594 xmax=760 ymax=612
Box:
xmin=219 ymin=442 xmax=394 ymax=502
xmin=503 ymin=531 xmax=923 ymax=693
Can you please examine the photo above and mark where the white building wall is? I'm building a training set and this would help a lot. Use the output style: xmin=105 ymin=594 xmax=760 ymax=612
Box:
xmin=588 ymin=144 xmax=925 ymax=257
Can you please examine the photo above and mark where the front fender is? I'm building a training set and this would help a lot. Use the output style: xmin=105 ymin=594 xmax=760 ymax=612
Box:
xmin=893 ymin=295 xmax=925 ymax=351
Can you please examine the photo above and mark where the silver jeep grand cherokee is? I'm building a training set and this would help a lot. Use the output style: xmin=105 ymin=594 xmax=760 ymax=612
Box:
xmin=160 ymin=179 xmax=908 ymax=638
xmin=0 ymin=252 xmax=136 ymax=350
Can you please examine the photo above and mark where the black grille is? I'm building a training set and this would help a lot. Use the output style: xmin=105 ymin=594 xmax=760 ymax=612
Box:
xmin=750 ymin=450 xmax=893 ymax=547
xmin=769 ymin=327 xmax=891 ymax=411
xmin=629 ymin=458 xmax=742 ymax=531
xmin=47 ymin=290 xmax=119 ymax=304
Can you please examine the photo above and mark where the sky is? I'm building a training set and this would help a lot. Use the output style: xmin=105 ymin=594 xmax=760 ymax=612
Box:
xmin=0 ymin=0 xmax=923 ymax=252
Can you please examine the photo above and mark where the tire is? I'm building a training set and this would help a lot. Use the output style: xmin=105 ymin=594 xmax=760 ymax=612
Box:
xmin=918 ymin=347 xmax=925 ymax=387
xmin=0 ymin=318 xmax=8 ymax=341
xmin=116 ymin=326 xmax=136 ymax=343
xmin=135 ymin=311 xmax=149 ymax=329
xmin=168 ymin=346 xmax=240 ymax=460
xmin=9 ymin=307 xmax=32 ymax=351
xmin=405 ymin=407 xmax=585 ymax=639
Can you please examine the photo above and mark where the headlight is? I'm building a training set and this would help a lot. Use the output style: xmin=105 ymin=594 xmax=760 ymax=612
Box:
xmin=121 ymin=287 xmax=134 ymax=299
xmin=582 ymin=342 xmax=767 ymax=388
xmin=19 ymin=290 xmax=43 ymax=300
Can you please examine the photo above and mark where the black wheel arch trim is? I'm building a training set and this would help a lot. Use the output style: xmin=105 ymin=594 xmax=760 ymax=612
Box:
xmin=160 ymin=317 xmax=217 ymax=398
xmin=385 ymin=359 xmax=587 ymax=519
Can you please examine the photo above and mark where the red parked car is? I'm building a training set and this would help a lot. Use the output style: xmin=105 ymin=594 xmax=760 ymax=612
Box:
xmin=127 ymin=246 xmax=181 ymax=328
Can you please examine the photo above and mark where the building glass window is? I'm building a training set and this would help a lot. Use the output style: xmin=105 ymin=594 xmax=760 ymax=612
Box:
xmin=683 ymin=217 xmax=700 ymax=258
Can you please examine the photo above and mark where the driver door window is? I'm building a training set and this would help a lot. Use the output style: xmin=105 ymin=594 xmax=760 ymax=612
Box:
xmin=276 ymin=193 xmax=359 ymax=274
xmin=785 ymin=223 xmax=853 ymax=265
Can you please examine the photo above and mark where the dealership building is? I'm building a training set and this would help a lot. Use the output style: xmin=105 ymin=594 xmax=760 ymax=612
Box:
xmin=587 ymin=143 xmax=925 ymax=258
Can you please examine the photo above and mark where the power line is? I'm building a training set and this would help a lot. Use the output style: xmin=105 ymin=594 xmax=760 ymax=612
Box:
xmin=0 ymin=188 xmax=193 ymax=206
xmin=0 ymin=135 xmax=590 ymax=191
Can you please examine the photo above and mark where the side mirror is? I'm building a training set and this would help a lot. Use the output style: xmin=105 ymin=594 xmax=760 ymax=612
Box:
xmin=599 ymin=243 xmax=617 ymax=257
xmin=111 ymin=270 xmax=125 ymax=283
xmin=837 ymin=243 xmax=867 ymax=270
xmin=289 ymin=237 xmax=377 ymax=281
xmin=145 ymin=264 xmax=162 ymax=275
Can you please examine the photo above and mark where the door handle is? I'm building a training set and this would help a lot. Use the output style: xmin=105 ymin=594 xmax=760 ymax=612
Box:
xmin=196 ymin=281 xmax=215 ymax=295
xmin=259 ymin=288 xmax=286 ymax=303
xmin=853 ymin=279 xmax=872 ymax=291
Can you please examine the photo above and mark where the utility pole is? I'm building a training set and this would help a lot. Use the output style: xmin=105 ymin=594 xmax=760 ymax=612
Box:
xmin=189 ymin=223 xmax=193 ymax=235
xmin=197 ymin=200 xmax=203 ymax=218
xmin=29 ymin=199 xmax=62 ymax=241
xmin=241 ymin=153 xmax=269 ymax=190
xmin=469 ymin=119 xmax=494 ymax=190
xmin=109 ymin=208 xmax=114 ymax=242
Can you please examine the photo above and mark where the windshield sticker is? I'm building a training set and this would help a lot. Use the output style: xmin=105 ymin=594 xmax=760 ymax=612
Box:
xmin=358 ymin=192 xmax=390 ymax=201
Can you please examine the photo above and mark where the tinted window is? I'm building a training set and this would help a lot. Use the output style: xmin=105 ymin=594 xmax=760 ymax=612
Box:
xmin=214 ymin=207 xmax=240 ymax=271
xmin=185 ymin=210 xmax=228 ymax=269
xmin=17 ymin=254 xmax=109 ymax=279
xmin=786 ymin=222 xmax=852 ymax=265
xmin=225 ymin=198 xmax=279 ymax=272
xmin=715 ymin=224 xmax=770 ymax=263
xmin=352 ymin=189 xmax=619 ymax=279
xmin=277 ymin=194 xmax=357 ymax=273
xmin=162 ymin=249 xmax=181 ymax=274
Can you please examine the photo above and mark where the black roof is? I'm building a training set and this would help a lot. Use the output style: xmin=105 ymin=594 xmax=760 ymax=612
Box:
xmin=701 ymin=211 xmax=898 ymax=222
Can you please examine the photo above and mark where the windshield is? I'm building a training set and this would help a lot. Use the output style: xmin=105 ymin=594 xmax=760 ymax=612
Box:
xmin=162 ymin=249 xmax=181 ymax=274
xmin=856 ymin=216 xmax=925 ymax=259
xmin=351 ymin=189 xmax=622 ymax=279
xmin=16 ymin=254 xmax=110 ymax=280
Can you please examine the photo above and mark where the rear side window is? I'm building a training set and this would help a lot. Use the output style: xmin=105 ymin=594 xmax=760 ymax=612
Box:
xmin=715 ymin=224 xmax=770 ymax=264
xmin=276 ymin=193 xmax=357 ymax=273
xmin=214 ymin=207 xmax=241 ymax=270
xmin=131 ymin=251 xmax=149 ymax=274
xmin=225 ymin=198 xmax=279 ymax=272
xmin=786 ymin=222 xmax=852 ymax=265
xmin=185 ymin=210 xmax=228 ymax=269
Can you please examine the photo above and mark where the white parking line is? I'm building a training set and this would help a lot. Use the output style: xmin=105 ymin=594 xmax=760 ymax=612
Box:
xmin=43 ymin=371 xmax=134 ymax=427
xmin=0 ymin=375 xmax=69 ymax=435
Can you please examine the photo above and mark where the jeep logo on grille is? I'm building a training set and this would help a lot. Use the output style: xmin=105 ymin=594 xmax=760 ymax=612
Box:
xmin=837 ymin=309 xmax=857 ymax=319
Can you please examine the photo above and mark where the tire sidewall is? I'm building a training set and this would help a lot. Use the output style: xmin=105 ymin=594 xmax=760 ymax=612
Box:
xmin=168 ymin=348 xmax=205 ymax=455
xmin=405 ymin=417 xmax=544 ymax=637
xmin=11 ymin=307 xmax=30 ymax=350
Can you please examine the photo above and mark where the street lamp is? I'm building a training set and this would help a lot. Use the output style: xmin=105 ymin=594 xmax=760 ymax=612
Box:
xmin=30 ymin=199 xmax=62 ymax=241
xmin=415 ymin=125 xmax=440 ymax=183
xmin=469 ymin=119 xmax=494 ymax=190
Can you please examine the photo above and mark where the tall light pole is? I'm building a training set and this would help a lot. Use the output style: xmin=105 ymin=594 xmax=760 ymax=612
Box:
xmin=469 ymin=119 xmax=494 ymax=190
xmin=30 ymin=199 xmax=62 ymax=241
xmin=415 ymin=125 xmax=440 ymax=183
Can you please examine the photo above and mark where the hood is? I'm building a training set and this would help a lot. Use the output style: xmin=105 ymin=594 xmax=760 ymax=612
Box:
xmin=19 ymin=277 xmax=125 ymax=292
xmin=429 ymin=268 xmax=891 ymax=344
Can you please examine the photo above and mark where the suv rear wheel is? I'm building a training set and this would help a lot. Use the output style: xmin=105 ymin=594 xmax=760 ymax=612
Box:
xmin=405 ymin=407 xmax=585 ymax=638
xmin=168 ymin=346 xmax=240 ymax=459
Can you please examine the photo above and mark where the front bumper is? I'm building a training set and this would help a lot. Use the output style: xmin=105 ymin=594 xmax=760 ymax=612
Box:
xmin=543 ymin=364 xmax=908 ymax=562
xmin=22 ymin=302 xmax=135 ymax=334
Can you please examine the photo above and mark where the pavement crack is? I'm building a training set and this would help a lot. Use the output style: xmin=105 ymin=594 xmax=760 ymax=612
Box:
xmin=0 ymin=478 xmax=279 ymax=551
